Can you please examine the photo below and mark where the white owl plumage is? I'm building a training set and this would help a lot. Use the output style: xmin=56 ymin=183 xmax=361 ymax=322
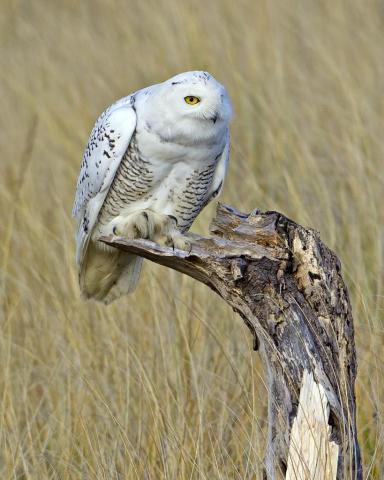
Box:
xmin=72 ymin=71 xmax=232 ymax=303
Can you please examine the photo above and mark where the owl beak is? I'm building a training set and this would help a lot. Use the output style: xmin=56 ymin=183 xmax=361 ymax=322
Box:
xmin=211 ymin=114 xmax=218 ymax=124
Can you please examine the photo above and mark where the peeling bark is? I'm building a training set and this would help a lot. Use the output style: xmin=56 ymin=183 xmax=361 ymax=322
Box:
xmin=100 ymin=203 xmax=362 ymax=480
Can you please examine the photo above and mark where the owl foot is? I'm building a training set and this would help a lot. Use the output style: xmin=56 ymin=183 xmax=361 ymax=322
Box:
xmin=153 ymin=216 xmax=192 ymax=252
xmin=112 ymin=210 xmax=157 ymax=239
xmin=155 ymin=231 xmax=192 ymax=252
xmin=167 ymin=232 xmax=192 ymax=252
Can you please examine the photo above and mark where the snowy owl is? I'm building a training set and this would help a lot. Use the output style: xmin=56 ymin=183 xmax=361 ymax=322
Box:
xmin=72 ymin=71 xmax=232 ymax=304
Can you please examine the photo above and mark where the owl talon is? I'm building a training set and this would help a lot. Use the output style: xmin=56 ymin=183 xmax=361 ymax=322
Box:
xmin=167 ymin=215 xmax=178 ymax=226
xmin=165 ymin=232 xmax=192 ymax=252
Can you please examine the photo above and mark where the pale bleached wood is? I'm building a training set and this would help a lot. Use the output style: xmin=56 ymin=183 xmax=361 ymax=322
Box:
xmin=286 ymin=370 xmax=339 ymax=480
xmin=100 ymin=203 xmax=362 ymax=480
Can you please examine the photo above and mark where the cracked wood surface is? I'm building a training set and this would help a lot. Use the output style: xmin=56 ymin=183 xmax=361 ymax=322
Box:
xmin=100 ymin=203 xmax=362 ymax=480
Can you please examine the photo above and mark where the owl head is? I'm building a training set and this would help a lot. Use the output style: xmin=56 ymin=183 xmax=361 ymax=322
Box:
xmin=137 ymin=71 xmax=232 ymax=134
xmin=162 ymin=71 xmax=232 ymax=124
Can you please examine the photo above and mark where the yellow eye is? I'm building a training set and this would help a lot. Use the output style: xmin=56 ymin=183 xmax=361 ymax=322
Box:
xmin=184 ymin=96 xmax=200 ymax=105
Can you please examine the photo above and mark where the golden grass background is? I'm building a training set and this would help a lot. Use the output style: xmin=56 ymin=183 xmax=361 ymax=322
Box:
xmin=0 ymin=0 xmax=383 ymax=478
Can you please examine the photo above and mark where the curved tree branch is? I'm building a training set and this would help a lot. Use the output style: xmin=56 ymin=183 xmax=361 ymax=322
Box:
xmin=100 ymin=203 xmax=362 ymax=480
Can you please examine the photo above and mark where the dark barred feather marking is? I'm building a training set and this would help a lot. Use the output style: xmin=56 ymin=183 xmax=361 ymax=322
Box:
xmin=174 ymin=162 xmax=216 ymax=231
xmin=98 ymin=135 xmax=154 ymax=224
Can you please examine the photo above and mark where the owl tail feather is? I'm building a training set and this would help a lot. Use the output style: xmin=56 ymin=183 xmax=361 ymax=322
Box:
xmin=79 ymin=241 xmax=143 ymax=304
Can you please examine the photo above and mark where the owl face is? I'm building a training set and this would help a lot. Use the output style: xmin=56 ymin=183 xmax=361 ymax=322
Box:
xmin=139 ymin=71 xmax=232 ymax=129
xmin=163 ymin=71 xmax=233 ymax=125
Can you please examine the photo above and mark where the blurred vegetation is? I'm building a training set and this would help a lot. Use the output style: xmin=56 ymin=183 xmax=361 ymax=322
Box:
xmin=0 ymin=0 xmax=383 ymax=478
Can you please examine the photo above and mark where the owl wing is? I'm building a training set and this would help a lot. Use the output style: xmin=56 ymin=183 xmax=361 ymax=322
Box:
xmin=72 ymin=96 xmax=137 ymax=265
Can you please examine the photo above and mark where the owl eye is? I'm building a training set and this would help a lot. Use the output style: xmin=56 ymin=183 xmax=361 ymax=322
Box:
xmin=184 ymin=96 xmax=200 ymax=105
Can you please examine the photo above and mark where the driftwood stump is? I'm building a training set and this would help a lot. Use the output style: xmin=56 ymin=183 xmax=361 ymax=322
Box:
xmin=101 ymin=203 xmax=362 ymax=480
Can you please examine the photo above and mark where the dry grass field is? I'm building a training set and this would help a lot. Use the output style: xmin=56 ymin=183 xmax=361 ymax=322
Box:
xmin=0 ymin=0 xmax=383 ymax=478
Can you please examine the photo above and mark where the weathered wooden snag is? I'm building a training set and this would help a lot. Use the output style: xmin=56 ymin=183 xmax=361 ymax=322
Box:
xmin=101 ymin=203 xmax=362 ymax=480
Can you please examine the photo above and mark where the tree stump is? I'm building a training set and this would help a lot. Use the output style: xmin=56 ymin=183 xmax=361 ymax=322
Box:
xmin=101 ymin=203 xmax=362 ymax=480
